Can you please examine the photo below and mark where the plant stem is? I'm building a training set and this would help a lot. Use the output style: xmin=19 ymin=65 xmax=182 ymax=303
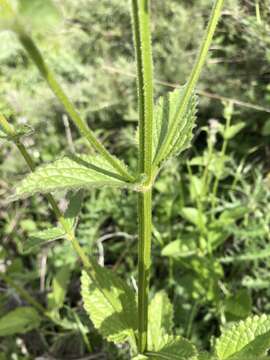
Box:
xmin=0 ymin=272 xmax=46 ymax=314
xmin=14 ymin=30 xmax=134 ymax=183
xmin=131 ymin=0 xmax=154 ymax=353
xmin=154 ymin=0 xmax=225 ymax=167
xmin=0 ymin=114 xmax=139 ymax=345
xmin=0 ymin=115 xmax=91 ymax=271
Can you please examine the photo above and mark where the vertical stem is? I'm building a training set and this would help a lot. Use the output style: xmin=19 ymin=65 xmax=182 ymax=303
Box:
xmin=131 ymin=0 xmax=154 ymax=353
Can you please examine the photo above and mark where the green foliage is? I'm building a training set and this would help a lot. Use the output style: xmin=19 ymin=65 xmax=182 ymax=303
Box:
xmin=13 ymin=154 xmax=132 ymax=200
xmin=215 ymin=315 xmax=270 ymax=359
xmin=153 ymin=88 xmax=197 ymax=168
xmin=0 ymin=307 xmax=41 ymax=336
xmin=81 ymin=260 xmax=137 ymax=346
xmin=146 ymin=337 xmax=197 ymax=359
xmin=23 ymin=226 xmax=66 ymax=253
xmin=0 ymin=0 xmax=270 ymax=359
xmin=148 ymin=291 xmax=174 ymax=351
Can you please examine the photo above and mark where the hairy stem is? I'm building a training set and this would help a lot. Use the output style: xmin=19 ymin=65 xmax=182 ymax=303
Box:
xmin=154 ymin=0 xmax=225 ymax=167
xmin=131 ymin=0 xmax=154 ymax=353
xmin=14 ymin=30 xmax=134 ymax=182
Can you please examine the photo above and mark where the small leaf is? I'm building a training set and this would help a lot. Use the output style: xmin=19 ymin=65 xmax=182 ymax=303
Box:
xmin=64 ymin=190 xmax=84 ymax=228
xmin=0 ymin=307 xmax=41 ymax=336
xmin=161 ymin=238 xmax=197 ymax=258
xmin=81 ymin=259 xmax=137 ymax=345
xmin=12 ymin=154 xmax=133 ymax=200
xmin=215 ymin=315 xmax=270 ymax=360
xmin=147 ymin=336 xmax=198 ymax=360
xmin=223 ymin=122 xmax=245 ymax=140
xmin=148 ymin=291 xmax=174 ymax=351
xmin=23 ymin=227 xmax=66 ymax=253
xmin=153 ymin=87 xmax=197 ymax=166
xmin=224 ymin=289 xmax=252 ymax=321
xmin=48 ymin=266 xmax=71 ymax=311
xmin=180 ymin=207 xmax=207 ymax=227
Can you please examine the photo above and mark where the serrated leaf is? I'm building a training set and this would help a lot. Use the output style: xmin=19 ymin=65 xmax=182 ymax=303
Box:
xmin=147 ymin=336 xmax=198 ymax=360
xmin=81 ymin=260 xmax=137 ymax=345
xmin=153 ymin=87 xmax=197 ymax=166
xmin=18 ymin=0 xmax=61 ymax=32
xmin=23 ymin=227 xmax=66 ymax=253
xmin=215 ymin=315 xmax=270 ymax=359
xmin=0 ymin=307 xmax=41 ymax=336
xmin=12 ymin=154 xmax=132 ymax=200
xmin=148 ymin=291 xmax=174 ymax=351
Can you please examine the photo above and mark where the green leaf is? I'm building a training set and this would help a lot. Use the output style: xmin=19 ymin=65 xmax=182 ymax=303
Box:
xmin=12 ymin=154 xmax=133 ymax=200
xmin=81 ymin=260 xmax=137 ymax=345
xmin=146 ymin=337 xmax=198 ymax=360
xmin=180 ymin=207 xmax=206 ymax=227
xmin=18 ymin=0 xmax=61 ymax=32
xmin=23 ymin=227 xmax=66 ymax=253
xmin=161 ymin=238 xmax=197 ymax=258
xmin=223 ymin=122 xmax=245 ymax=140
xmin=215 ymin=315 xmax=270 ymax=360
xmin=64 ymin=190 xmax=84 ymax=228
xmin=153 ymin=87 xmax=197 ymax=166
xmin=224 ymin=289 xmax=252 ymax=321
xmin=148 ymin=291 xmax=174 ymax=351
xmin=48 ymin=266 xmax=71 ymax=311
xmin=0 ymin=307 xmax=41 ymax=336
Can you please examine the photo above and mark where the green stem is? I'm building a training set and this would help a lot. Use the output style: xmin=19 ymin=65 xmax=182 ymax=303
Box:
xmin=0 ymin=114 xmax=139 ymax=345
xmin=0 ymin=115 xmax=91 ymax=271
xmin=0 ymin=272 xmax=46 ymax=314
xmin=154 ymin=0 xmax=225 ymax=167
xmin=131 ymin=0 xmax=154 ymax=353
xmin=14 ymin=31 xmax=134 ymax=183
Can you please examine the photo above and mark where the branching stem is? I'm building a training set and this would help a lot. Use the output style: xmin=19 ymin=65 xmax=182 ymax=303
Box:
xmin=15 ymin=30 xmax=134 ymax=183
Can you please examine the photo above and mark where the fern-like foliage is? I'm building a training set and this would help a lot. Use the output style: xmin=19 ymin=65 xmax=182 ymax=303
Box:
xmin=12 ymin=154 xmax=134 ymax=200
xmin=152 ymin=87 xmax=197 ymax=168
xmin=81 ymin=261 xmax=137 ymax=346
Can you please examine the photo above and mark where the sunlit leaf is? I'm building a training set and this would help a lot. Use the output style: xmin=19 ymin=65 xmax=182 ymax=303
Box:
xmin=215 ymin=315 xmax=270 ymax=359
xmin=148 ymin=291 xmax=174 ymax=351
xmin=81 ymin=260 xmax=137 ymax=345
xmin=12 ymin=154 xmax=133 ymax=200
xmin=153 ymin=87 xmax=197 ymax=166
xmin=0 ymin=307 xmax=41 ymax=336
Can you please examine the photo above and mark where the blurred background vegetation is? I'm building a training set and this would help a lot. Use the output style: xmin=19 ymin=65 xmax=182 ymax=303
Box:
xmin=0 ymin=0 xmax=270 ymax=359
